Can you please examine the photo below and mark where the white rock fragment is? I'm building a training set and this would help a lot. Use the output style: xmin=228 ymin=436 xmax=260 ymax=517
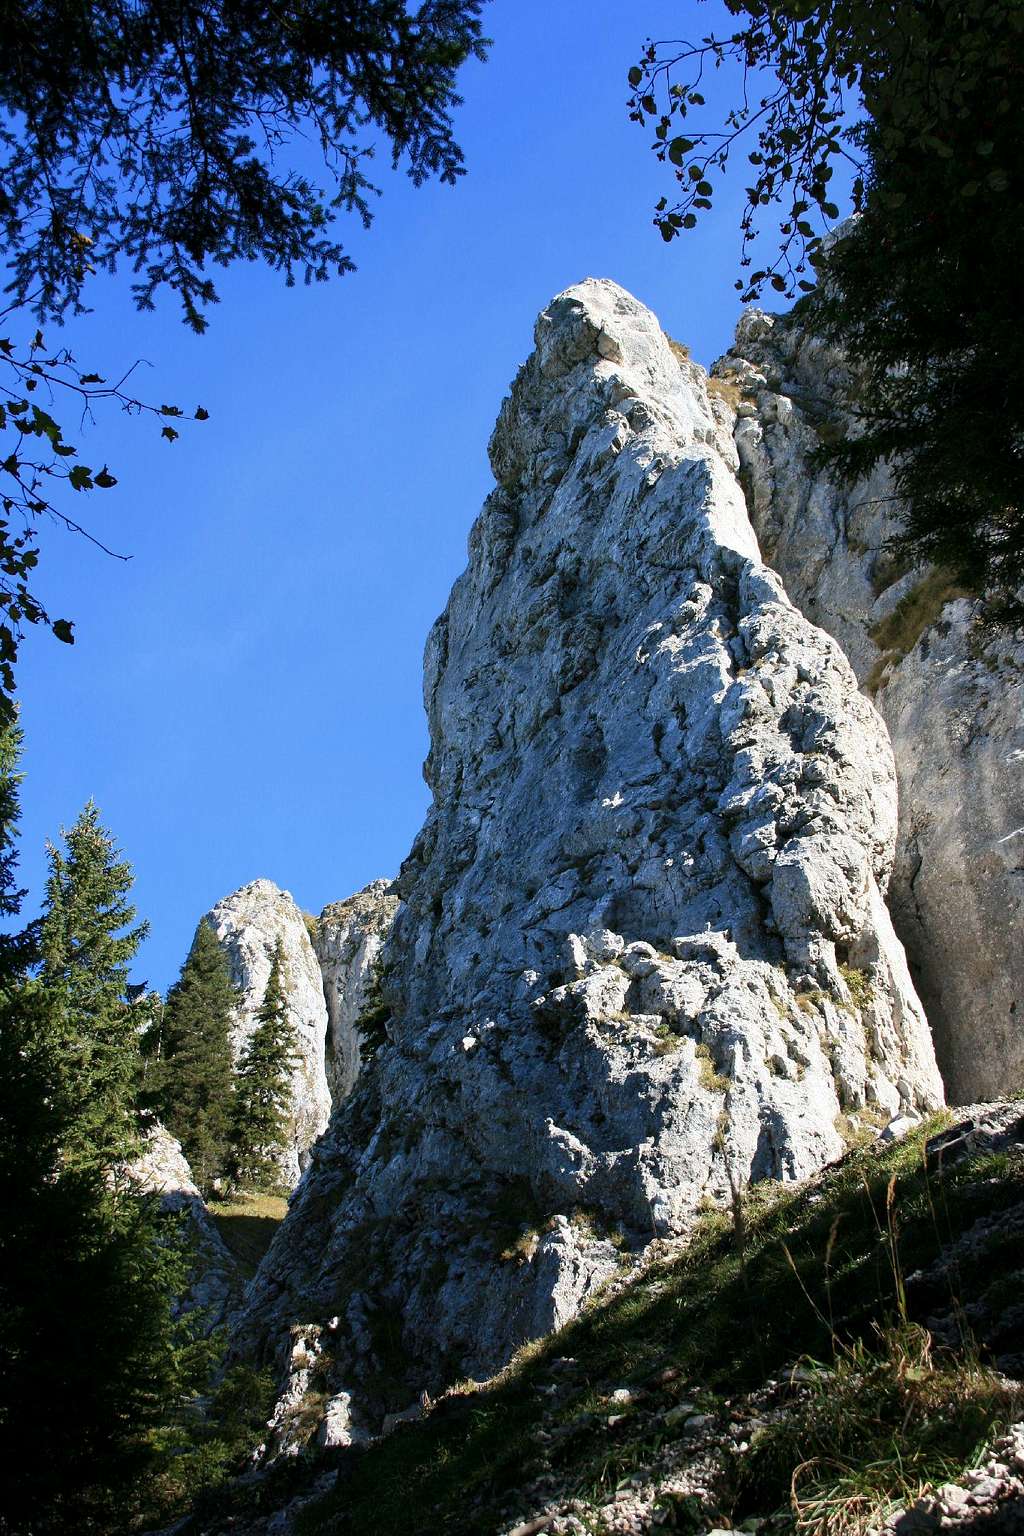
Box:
xmin=127 ymin=1123 xmax=240 ymax=1327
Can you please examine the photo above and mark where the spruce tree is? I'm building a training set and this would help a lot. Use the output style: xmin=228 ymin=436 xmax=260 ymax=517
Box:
xmin=0 ymin=767 xmax=199 ymax=1533
xmin=38 ymin=801 xmax=150 ymax=1173
xmin=229 ymin=940 xmax=298 ymax=1190
xmin=155 ymin=919 xmax=239 ymax=1194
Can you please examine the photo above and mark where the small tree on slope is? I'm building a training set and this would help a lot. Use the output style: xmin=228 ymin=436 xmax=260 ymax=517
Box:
xmin=229 ymin=940 xmax=298 ymax=1190
xmin=153 ymin=919 xmax=239 ymax=1195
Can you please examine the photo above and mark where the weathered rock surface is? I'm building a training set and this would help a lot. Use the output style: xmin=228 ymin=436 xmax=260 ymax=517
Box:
xmin=128 ymin=1123 xmax=240 ymax=1327
xmin=206 ymin=880 xmax=332 ymax=1184
xmin=231 ymin=279 xmax=942 ymax=1444
xmin=723 ymin=310 xmax=1024 ymax=1101
xmin=315 ymin=880 xmax=399 ymax=1101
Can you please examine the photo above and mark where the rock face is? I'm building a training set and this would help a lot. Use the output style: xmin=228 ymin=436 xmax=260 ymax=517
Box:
xmin=206 ymin=880 xmax=332 ymax=1184
xmin=723 ymin=310 xmax=1024 ymax=1101
xmin=315 ymin=880 xmax=399 ymax=1102
xmin=128 ymin=1123 xmax=240 ymax=1327
xmin=231 ymin=280 xmax=942 ymax=1443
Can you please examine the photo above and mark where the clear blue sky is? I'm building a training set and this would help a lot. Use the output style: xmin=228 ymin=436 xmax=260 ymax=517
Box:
xmin=12 ymin=1 xmax=810 ymax=993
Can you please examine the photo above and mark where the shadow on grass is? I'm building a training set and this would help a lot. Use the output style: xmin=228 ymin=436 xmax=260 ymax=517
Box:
xmin=289 ymin=1115 xmax=1024 ymax=1536
xmin=210 ymin=1193 xmax=288 ymax=1274
xmin=183 ymin=1114 xmax=1023 ymax=1536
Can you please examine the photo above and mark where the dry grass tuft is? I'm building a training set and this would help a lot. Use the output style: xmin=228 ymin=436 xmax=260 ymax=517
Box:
xmin=734 ymin=1322 xmax=1017 ymax=1535
xmin=866 ymin=568 xmax=969 ymax=692
xmin=708 ymin=374 xmax=746 ymax=410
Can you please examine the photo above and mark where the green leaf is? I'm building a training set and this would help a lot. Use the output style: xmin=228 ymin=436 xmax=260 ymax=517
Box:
xmin=52 ymin=618 xmax=75 ymax=644
xmin=30 ymin=408 xmax=62 ymax=446
xmin=94 ymin=468 xmax=118 ymax=489
xmin=628 ymin=65 xmax=643 ymax=88
xmin=161 ymin=425 xmax=179 ymax=443
xmin=68 ymin=465 xmax=93 ymax=491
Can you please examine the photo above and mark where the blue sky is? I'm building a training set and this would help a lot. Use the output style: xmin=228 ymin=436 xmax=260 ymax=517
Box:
xmin=12 ymin=0 xmax=816 ymax=992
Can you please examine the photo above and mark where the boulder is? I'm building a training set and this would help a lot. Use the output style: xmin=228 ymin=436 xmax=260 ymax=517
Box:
xmin=128 ymin=1122 xmax=240 ymax=1328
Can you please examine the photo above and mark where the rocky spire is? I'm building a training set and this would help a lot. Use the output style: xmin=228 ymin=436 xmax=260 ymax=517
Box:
xmin=229 ymin=280 xmax=942 ymax=1446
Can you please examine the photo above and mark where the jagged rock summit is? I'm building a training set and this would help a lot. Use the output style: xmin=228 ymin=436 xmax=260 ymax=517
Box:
xmin=205 ymin=879 xmax=332 ymax=1184
xmin=232 ymin=279 xmax=942 ymax=1442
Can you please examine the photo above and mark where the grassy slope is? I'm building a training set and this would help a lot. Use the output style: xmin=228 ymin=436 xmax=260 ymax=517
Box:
xmin=209 ymin=1190 xmax=289 ymax=1276
xmin=185 ymin=1113 xmax=1024 ymax=1536
xmin=280 ymin=1113 xmax=1023 ymax=1536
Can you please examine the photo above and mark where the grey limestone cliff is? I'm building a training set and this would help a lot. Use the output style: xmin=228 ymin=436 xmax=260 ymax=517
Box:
xmin=205 ymin=879 xmax=332 ymax=1185
xmin=315 ymin=880 xmax=399 ymax=1102
xmin=722 ymin=310 xmax=1024 ymax=1101
xmin=128 ymin=1123 xmax=241 ymax=1327
xmin=230 ymin=280 xmax=943 ymax=1447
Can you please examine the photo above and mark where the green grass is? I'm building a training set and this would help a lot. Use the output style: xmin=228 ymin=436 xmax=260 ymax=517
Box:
xmin=209 ymin=1190 xmax=288 ymax=1275
xmin=267 ymin=1114 xmax=1023 ymax=1536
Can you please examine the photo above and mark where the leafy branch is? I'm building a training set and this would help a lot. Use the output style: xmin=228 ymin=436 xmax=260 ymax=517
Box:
xmin=0 ymin=0 xmax=489 ymax=332
xmin=0 ymin=325 xmax=208 ymax=705
xmin=628 ymin=5 xmax=865 ymax=302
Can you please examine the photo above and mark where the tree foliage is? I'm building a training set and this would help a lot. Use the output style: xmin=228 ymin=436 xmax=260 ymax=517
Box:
xmin=229 ymin=939 xmax=298 ymax=1189
xmin=0 ymin=750 xmax=201 ymax=1534
xmin=1 ymin=0 xmax=489 ymax=331
xmin=630 ymin=2 xmax=1019 ymax=295
xmin=0 ymin=0 xmax=488 ymax=712
xmin=152 ymin=918 xmax=239 ymax=1194
xmin=811 ymin=22 xmax=1024 ymax=617
xmin=0 ymin=330 xmax=211 ymax=703
xmin=38 ymin=798 xmax=150 ymax=1172
xmin=632 ymin=0 xmax=1024 ymax=614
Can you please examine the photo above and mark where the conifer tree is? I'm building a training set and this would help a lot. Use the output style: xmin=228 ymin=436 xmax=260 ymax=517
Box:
xmin=155 ymin=919 xmax=239 ymax=1193
xmin=0 ymin=766 xmax=200 ymax=1532
xmin=229 ymin=941 xmax=298 ymax=1190
xmin=38 ymin=801 xmax=150 ymax=1172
